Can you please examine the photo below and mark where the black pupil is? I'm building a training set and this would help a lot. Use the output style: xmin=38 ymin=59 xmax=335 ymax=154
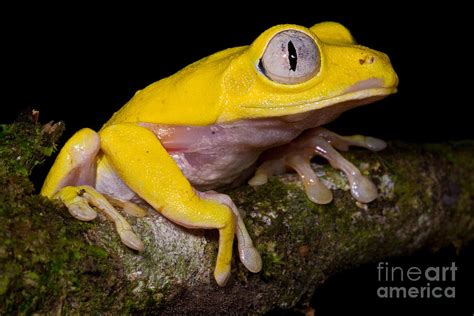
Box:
xmin=288 ymin=40 xmax=297 ymax=71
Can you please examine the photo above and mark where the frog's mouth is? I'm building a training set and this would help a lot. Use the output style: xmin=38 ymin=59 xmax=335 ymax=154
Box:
xmin=274 ymin=78 xmax=397 ymax=124
xmin=242 ymin=78 xmax=397 ymax=114
xmin=322 ymin=78 xmax=397 ymax=110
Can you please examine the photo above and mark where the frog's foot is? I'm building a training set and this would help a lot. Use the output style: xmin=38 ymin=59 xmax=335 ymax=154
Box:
xmin=105 ymin=195 xmax=148 ymax=218
xmin=198 ymin=191 xmax=262 ymax=273
xmin=249 ymin=127 xmax=385 ymax=204
xmin=54 ymin=185 xmax=145 ymax=252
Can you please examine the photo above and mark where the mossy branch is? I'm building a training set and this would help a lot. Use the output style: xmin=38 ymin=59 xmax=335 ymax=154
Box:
xmin=1 ymin=118 xmax=473 ymax=314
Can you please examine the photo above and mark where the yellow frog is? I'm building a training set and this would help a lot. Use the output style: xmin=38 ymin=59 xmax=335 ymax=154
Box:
xmin=41 ymin=22 xmax=398 ymax=286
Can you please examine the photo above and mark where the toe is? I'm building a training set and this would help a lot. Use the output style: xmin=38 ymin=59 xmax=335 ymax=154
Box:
xmin=120 ymin=230 xmax=145 ymax=252
xmin=214 ymin=265 xmax=231 ymax=287
xmin=68 ymin=202 xmax=98 ymax=221
xmin=248 ymin=172 xmax=268 ymax=186
xmin=240 ymin=246 xmax=262 ymax=273
xmin=305 ymin=181 xmax=333 ymax=204
xmin=365 ymin=137 xmax=387 ymax=151
xmin=350 ymin=174 xmax=378 ymax=203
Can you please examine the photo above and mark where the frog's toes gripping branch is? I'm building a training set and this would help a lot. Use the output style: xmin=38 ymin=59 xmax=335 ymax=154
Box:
xmin=55 ymin=185 xmax=145 ymax=252
xmin=198 ymin=191 xmax=262 ymax=274
xmin=249 ymin=127 xmax=386 ymax=204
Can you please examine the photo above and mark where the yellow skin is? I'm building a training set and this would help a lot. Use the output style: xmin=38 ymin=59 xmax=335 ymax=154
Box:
xmin=41 ymin=22 xmax=398 ymax=286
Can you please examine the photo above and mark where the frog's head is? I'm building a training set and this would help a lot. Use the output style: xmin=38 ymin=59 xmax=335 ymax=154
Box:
xmin=218 ymin=22 xmax=398 ymax=122
xmin=108 ymin=22 xmax=398 ymax=127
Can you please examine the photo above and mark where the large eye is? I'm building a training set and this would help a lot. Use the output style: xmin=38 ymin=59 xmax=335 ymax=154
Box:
xmin=259 ymin=30 xmax=320 ymax=84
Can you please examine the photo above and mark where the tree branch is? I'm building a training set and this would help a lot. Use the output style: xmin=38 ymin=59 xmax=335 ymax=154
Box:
xmin=1 ymin=119 xmax=473 ymax=314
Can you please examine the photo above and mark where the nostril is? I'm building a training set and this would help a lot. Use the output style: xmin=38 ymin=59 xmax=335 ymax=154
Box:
xmin=359 ymin=55 xmax=375 ymax=65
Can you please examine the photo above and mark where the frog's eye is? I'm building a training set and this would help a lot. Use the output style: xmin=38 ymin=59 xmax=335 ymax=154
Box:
xmin=259 ymin=30 xmax=320 ymax=84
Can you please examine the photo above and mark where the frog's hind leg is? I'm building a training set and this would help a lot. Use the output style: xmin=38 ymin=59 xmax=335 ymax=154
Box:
xmin=99 ymin=123 xmax=246 ymax=286
xmin=249 ymin=127 xmax=385 ymax=204
xmin=41 ymin=128 xmax=101 ymax=219
xmin=198 ymin=191 xmax=262 ymax=273
xmin=41 ymin=128 xmax=144 ymax=251
xmin=41 ymin=128 xmax=100 ymax=197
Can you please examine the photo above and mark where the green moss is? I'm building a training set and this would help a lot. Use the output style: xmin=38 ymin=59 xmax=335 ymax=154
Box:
xmin=0 ymin=118 xmax=131 ymax=314
xmin=0 ymin=274 xmax=10 ymax=295
xmin=258 ymin=241 xmax=284 ymax=279
xmin=0 ymin=119 xmax=63 ymax=177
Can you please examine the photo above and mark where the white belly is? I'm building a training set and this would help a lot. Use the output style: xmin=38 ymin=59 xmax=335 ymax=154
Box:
xmin=95 ymin=104 xmax=349 ymax=199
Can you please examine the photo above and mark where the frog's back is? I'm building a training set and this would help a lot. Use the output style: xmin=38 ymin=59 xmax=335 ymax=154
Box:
xmin=102 ymin=46 xmax=247 ymax=129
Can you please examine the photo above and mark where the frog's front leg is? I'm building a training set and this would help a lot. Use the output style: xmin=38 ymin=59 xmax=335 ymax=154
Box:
xmin=100 ymin=123 xmax=260 ymax=286
xmin=249 ymin=127 xmax=386 ymax=204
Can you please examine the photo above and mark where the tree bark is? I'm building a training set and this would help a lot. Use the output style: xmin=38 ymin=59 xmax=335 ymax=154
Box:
xmin=1 ymin=120 xmax=473 ymax=314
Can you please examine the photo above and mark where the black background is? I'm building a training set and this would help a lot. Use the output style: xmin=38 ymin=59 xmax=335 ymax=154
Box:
xmin=1 ymin=3 xmax=472 ymax=315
